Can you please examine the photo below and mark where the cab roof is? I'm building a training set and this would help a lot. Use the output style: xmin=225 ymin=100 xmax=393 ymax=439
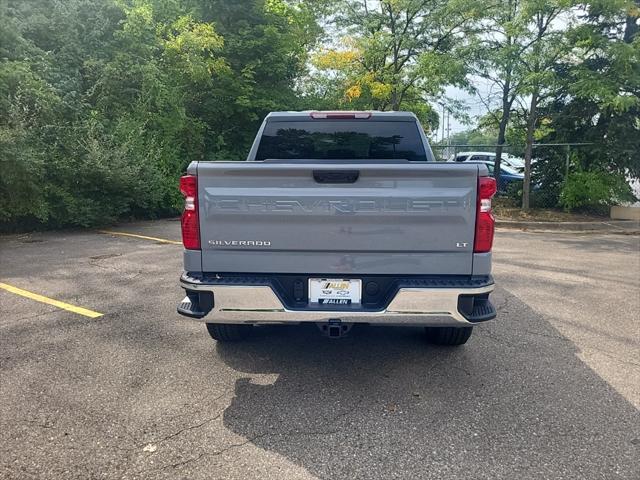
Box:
xmin=265 ymin=111 xmax=418 ymax=122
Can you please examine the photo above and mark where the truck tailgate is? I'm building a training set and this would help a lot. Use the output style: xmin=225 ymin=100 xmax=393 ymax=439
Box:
xmin=197 ymin=162 xmax=478 ymax=275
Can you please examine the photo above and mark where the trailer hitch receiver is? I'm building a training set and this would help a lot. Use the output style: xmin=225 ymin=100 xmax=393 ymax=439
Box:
xmin=316 ymin=319 xmax=353 ymax=338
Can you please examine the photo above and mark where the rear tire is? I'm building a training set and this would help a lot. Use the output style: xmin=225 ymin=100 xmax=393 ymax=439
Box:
xmin=206 ymin=323 xmax=251 ymax=342
xmin=425 ymin=326 xmax=473 ymax=346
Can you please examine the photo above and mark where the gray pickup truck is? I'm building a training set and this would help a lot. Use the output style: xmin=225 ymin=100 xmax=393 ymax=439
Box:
xmin=177 ymin=111 xmax=497 ymax=345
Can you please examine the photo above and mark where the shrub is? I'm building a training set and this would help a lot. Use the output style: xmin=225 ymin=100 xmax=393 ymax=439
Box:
xmin=530 ymin=155 xmax=565 ymax=208
xmin=505 ymin=182 xmax=523 ymax=204
xmin=559 ymin=170 xmax=635 ymax=214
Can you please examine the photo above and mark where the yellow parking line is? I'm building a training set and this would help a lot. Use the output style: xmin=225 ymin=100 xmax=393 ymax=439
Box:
xmin=0 ymin=282 xmax=103 ymax=318
xmin=98 ymin=230 xmax=181 ymax=245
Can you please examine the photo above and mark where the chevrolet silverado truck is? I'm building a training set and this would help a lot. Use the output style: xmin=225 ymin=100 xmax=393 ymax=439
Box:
xmin=177 ymin=111 xmax=497 ymax=345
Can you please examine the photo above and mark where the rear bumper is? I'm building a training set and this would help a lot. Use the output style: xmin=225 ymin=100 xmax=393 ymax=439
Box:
xmin=178 ymin=273 xmax=496 ymax=327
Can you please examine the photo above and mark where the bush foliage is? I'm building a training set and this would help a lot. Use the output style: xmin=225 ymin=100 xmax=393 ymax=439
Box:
xmin=559 ymin=170 xmax=635 ymax=214
xmin=0 ymin=0 xmax=320 ymax=230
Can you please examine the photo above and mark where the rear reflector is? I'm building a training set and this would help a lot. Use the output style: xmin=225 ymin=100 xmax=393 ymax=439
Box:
xmin=179 ymin=175 xmax=200 ymax=250
xmin=310 ymin=111 xmax=371 ymax=119
xmin=474 ymin=176 xmax=497 ymax=253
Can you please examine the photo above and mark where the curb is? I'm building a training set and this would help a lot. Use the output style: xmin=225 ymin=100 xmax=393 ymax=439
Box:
xmin=495 ymin=219 xmax=640 ymax=233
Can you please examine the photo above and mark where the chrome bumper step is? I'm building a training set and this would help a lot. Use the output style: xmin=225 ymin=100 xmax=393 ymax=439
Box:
xmin=177 ymin=273 xmax=496 ymax=327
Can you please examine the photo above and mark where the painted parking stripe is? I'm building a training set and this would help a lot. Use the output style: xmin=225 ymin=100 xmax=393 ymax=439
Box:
xmin=0 ymin=282 xmax=103 ymax=318
xmin=98 ymin=230 xmax=181 ymax=245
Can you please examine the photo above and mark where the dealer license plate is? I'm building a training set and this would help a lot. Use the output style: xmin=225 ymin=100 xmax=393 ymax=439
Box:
xmin=308 ymin=278 xmax=362 ymax=306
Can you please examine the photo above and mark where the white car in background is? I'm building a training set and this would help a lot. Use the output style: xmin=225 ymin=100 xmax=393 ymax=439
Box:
xmin=448 ymin=151 xmax=526 ymax=171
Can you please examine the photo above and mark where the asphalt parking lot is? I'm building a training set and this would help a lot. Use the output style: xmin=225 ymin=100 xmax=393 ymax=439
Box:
xmin=1 ymin=220 xmax=639 ymax=480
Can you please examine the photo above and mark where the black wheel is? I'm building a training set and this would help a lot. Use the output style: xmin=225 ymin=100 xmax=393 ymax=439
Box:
xmin=206 ymin=323 xmax=252 ymax=342
xmin=425 ymin=326 xmax=473 ymax=346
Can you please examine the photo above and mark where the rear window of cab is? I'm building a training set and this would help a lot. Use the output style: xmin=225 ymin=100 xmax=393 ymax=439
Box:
xmin=255 ymin=120 xmax=427 ymax=161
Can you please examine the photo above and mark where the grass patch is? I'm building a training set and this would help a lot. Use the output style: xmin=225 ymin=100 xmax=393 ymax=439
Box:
xmin=493 ymin=198 xmax=608 ymax=222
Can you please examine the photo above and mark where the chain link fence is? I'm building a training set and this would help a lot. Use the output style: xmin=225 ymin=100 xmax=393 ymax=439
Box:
xmin=430 ymin=143 xmax=601 ymax=213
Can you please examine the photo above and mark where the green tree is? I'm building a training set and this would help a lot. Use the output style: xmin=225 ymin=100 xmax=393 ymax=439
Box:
xmin=527 ymin=0 xmax=639 ymax=210
xmin=0 ymin=62 xmax=60 ymax=224
xmin=519 ymin=0 xmax=573 ymax=209
xmin=471 ymin=0 xmax=529 ymax=184
xmin=311 ymin=0 xmax=483 ymax=129
xmin=187 ymin=0 xmax=323 ymax=158
xmin=563 ymin=0 xmax=639 ymax=176
xmin=0 ymin=0 xmax=321 ymax=230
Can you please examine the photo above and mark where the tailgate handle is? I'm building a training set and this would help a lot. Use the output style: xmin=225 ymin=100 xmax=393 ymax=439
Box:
xmin=313 ymin=170 xmax=359 ymax=184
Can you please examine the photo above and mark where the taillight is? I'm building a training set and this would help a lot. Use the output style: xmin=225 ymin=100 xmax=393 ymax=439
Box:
xmin=474 ymin=176 xmax=497 ymax=253
xmin=179 ymin=175 xmax=200 ymax=250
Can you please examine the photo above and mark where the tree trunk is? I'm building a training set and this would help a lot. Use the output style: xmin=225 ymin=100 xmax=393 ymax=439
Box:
xmin=494 ymin=113 xmax=509 ymax=189
xmin=492 ymin=0 xmax=517 ymax=185
xmin=390 ymin=91 xmax=400 ymax=111
xmin=623 ymin=1 xmax=639 ymax=43
xmin=522 ymin=90 xmax=539 ymax=210
xmin=494 ymin=55 xmax=513 ymax=187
